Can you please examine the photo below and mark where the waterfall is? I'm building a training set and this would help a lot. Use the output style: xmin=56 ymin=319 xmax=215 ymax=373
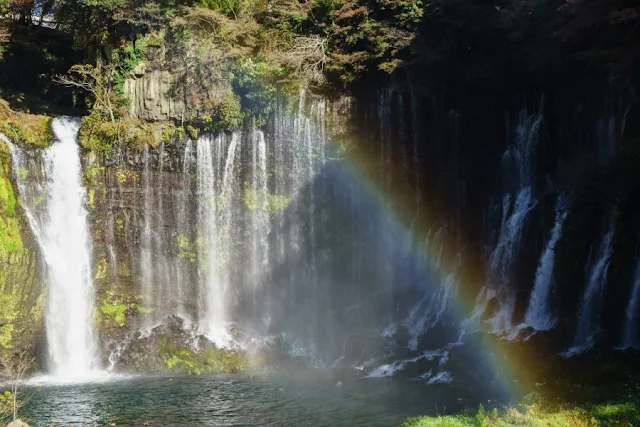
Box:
xmin=175 ymin=140 xmax=194 ymax=315
xmin=622 ymin=252 xmax=640 ymax=349
xmin=196 ymin=132 xmax=241 ymax=346
xmin=196 ymin=134 xmax=225 ymax=345
xmin=140 ymin=144 xmax=154 ymax=312
xmin=265 ymin=93 xmax=331 ymax=359
xmin=565 ymin=209 xmax=617 ymax=356
xmin=5 ymin=118 xmax=98 ymax=376
xmin=249 ymin=130 xmax=270 ymax=327
xmin=480 ymin=106 xmax=542 ymax=334
xmin=403 ymin=228 xmax=458 ymax=351
xmin=524 ymin=194 xmax=569 ymax=331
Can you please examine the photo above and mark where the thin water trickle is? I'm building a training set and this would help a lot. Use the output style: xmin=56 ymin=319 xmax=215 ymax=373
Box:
xmin=622 ymin=249 xmax=640 ymax=349
xmin=565 ymin=209 xmax=617 ymax=356
xmin=249 ymin=130 xmax=270 ymax=327
xmin=524 ymin=194 xmax=569 ymax=331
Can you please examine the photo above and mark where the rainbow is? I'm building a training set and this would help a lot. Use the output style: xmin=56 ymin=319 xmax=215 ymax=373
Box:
xmin=331 ymin=124 xmax=536 ymax=402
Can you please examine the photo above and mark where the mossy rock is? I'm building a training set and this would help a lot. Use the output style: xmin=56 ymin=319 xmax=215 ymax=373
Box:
xmin=96 ymin=290 xmax=154 ymax=329
xmin=0 ymin=99 xmax=52 ymax=148
xmin=159 ymin=337 xmax=264 ymax=375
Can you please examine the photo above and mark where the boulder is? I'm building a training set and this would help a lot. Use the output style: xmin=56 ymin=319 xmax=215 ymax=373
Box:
xmin=7 ymin=419 xmax=30 ymax=427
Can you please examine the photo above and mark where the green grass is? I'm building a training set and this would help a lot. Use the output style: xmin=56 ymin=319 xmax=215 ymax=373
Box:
xmin=400 ymin=400 xmax=640 ymax=427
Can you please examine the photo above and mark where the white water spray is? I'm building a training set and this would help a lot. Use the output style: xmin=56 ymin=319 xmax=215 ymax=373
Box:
xmin=6 ymin=118 xmax=98 ymax=377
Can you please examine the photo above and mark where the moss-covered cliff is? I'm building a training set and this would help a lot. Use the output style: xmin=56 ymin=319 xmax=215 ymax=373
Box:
xmin=0 ymin=128 xmax=45 ymax=363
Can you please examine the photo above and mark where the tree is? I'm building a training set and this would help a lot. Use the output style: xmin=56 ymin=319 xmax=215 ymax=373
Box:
xmin=0 ymin=346 xmax=34 ymax=423
xmin=54 ymin=63 xmax=121 ymax=122
xmin=268 ymin=34 xmax=327 ymax=83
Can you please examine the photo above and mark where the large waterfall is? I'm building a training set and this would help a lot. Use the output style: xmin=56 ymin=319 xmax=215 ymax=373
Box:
xmin=6 ymin=117 xmax=98 ymax=377
xmin=2 ymin=87 xmax=632 ymax=387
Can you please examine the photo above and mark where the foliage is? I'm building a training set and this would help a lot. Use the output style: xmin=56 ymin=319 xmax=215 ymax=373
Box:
xmin=78 ymin=112 xmax=116 ymax=152
xmin=243 ymin=188 xmax=291 ymax=213
xmin=229 ymin=58 xmax=284 ymax=126
xmin=196 ymin=0 xmax=264 ymax=19
xmin=159 ymin=337 xmax=260 ymax=374
xmin=176 ymin=233 xmax=197 ymax=262
xmin=203 ymin=93 xmax=243 ymax=132
xmin=56 ymin=63 xmax=125 ymax=123
xmin=0 ymin=100 xmax=52 ymax=148
xmin=97 ymin=291 xmax=154 ymax=328
xmin=0 ymin=390 xmax=12 ymax=422
xmin=78 ymin=113 xmax=173 ymax=152
xmin=84 ymin=165 xmax=105 ymax=186
xmin=401 ymin=399 xmax=640 ymax=427
xmin=305 ymin=0 xmax=421 ymax=82
xmin=0 ymin=346 xmax=35 ymax=423
xmin=113 ymin=36 xmax=150 ymax=97
xmin=0 ymin=147 xmax=21 ymax=263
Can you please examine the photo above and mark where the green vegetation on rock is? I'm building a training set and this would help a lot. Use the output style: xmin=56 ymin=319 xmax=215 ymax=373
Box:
xmin=243 ymin=188 xmax=291 ymax=213
xmin=0 ymin=146 xmax=44 ymax=352
xmin=0 ymin=99 xmax=52 ymax=148
xmin=203 ymin=94 xmax=243 ymax=132
xmin=0 ymin=174 xmax=21 ymax=261
xmin=97 ymin=291 xmax=154 ymax=328
xmin=159 ymin=337 xmax=262 ymax=375
xmin=176 ymin=233 xmax=197 ymax=262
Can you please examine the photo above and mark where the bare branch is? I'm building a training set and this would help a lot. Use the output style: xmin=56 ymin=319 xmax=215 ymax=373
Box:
xmin=269 ymin=35 xmax=327 ymax=84
xmin=0 ymin=345 xmax=34 ymax=422
xmin=54 ymin=64 xmax=117 ymax=123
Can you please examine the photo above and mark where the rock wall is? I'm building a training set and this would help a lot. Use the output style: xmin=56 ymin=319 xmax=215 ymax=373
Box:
xmin=123 ymin=44 xmax=232 ymax=122
xmin=4 ymin=80 xmax=640 ymax=378
xmin=0 ymin=140 xmax=44 ymax=359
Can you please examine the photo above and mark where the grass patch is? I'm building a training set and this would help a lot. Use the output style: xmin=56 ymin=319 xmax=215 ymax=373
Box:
xmin=401 ymin=400 xmax=640 ymax=427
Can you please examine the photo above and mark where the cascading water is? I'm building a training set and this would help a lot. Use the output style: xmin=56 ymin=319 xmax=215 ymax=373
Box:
xmin=565 ymin=209 xmax=617 ymax=356
xmin=140 ymin=143 xmax=154 ymax=313
xmin=248 ymin=130 xmax=270 ymax=327
xmin=403 ymin=228 xmax=457 ymax=351
xmin=196 ymin=134 xmax=227 ymax=346
xmin=523 ymin=194 xmax=569 ymax=331
xmin=194 ymin=131 xmax=242 ymax=346
xmin=175 ymin=139 xmax=194 ymax=315
xmin=622 ymin=250 xmax=640 ymax=349
xmin=6 ymin=118 xmax=98 ymax=377
xmin=473 ymin=107 xmax=543 ymax=335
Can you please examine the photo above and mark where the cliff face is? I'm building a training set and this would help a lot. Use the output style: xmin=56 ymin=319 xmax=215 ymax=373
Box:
xmin=1 ymin=74 xmax=639 ymax=382
xmin=124 ymin=65 xmax=232 ymax=122
xmin=347 ymin=81 xmax=638 ymax=350
xmin=122 ymin=37 xmax=232 ymax=123
xmin=70 ymin=78 xmax=639 ymax=372
xmin=0 ymin=140 xmax=45 ymax=357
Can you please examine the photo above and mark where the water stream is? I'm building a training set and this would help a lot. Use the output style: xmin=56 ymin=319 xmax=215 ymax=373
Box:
xmin=5 ymin=117 xmax=98 ymax=377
